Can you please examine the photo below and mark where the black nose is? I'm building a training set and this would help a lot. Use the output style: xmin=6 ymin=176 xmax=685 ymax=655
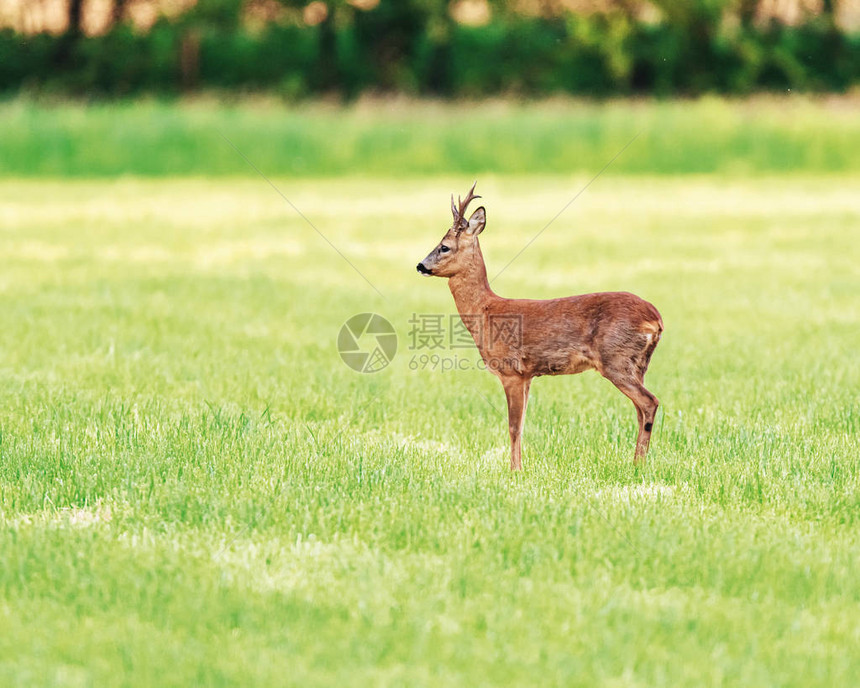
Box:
xmin=416 ymin=263 xmax=432 ymax=275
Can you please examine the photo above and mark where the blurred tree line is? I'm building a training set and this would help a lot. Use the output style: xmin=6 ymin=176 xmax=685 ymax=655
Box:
xmin=1 ymin=0 xmax=859 ymax=96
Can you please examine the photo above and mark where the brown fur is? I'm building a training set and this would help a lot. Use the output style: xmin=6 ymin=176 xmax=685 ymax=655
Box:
xmin=418 ymin=184 xmax=663 ymax=470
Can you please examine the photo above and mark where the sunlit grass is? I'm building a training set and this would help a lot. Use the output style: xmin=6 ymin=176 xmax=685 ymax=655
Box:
xmin=0 ymin=176 xmax=858 ymax=686
xmin=1 ymin=96 xmax=860 ymax=177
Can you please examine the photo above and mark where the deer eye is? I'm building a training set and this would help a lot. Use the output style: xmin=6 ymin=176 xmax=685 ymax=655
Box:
xmin=439 ymin=245 xmax=451 ymax=253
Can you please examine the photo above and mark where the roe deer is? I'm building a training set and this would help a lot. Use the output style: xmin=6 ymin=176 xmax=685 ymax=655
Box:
xmin=416 ymin=182 xmax=663 ymax=471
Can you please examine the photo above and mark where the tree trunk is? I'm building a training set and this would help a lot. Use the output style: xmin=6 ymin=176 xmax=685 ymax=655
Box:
xmin=68 ymin=0 xmax=85 ymax=36
xmin=112 ymin=0 xmax=128 ymax=27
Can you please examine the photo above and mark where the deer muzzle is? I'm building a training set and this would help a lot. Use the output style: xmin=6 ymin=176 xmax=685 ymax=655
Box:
xmin=416 ymin=262 xmax=433 ymax=275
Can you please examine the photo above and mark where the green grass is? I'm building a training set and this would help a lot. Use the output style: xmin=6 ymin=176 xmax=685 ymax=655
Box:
xmin=0 ymin=173 xmax=858 ymax=686
xmin=2 ymin=96 xmax=860 ymax=177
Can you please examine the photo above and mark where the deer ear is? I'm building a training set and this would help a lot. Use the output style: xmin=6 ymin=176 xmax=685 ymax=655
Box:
xmin=465 ymin=207 xmax=486 ymax=236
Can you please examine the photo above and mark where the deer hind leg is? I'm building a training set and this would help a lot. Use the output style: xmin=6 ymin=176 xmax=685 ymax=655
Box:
xmin=501 ymin=375 xmax=531 ymax=471
xmin=605 ymin=372 xmax=659 ymax=464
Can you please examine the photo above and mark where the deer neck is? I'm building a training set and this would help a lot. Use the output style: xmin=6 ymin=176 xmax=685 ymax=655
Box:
xmin=448 ymin=241 xmax=497 ymax=319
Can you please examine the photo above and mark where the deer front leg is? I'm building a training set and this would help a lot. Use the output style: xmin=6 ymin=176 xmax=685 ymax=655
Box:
xmin=501 ymin=375 xmax=531 ymax=471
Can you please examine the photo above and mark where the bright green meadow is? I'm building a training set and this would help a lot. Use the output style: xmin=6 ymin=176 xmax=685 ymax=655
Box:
xmin=0 ymin=99 xmax=859 ymax=686
xmin=2 ymin=96 xmax=860 ymax=177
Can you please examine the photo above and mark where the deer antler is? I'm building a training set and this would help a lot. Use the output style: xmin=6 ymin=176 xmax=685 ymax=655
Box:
xmin=452 ymin=181 xmax=481 ymax=228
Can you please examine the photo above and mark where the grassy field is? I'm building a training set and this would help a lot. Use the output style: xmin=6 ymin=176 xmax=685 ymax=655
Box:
xmin=0 ymin=99 xmax=859 ymax=686
xmin=2 ymin=96 xmax=860 ymax=176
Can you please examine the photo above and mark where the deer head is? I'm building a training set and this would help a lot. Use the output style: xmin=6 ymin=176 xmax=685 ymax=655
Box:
xmin=416 ymin=182 xmax=486 ymax=278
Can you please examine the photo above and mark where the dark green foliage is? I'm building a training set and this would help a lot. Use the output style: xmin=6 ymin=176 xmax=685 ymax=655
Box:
xmin=197 ymin=25 xmax=320 ymax=91
xmin=0 ymin=8 xmax=858 ymax=96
